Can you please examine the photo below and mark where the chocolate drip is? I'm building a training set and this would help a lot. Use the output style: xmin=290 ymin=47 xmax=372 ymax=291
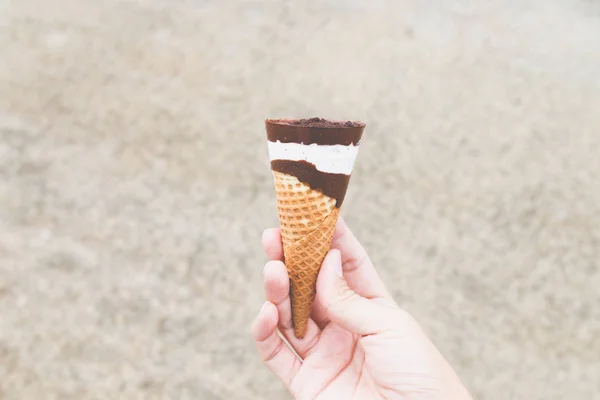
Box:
xmin=271 ymin=160 xmax=351 ymax=207
xmin=266 ymin=118 xmax=365 ymax=146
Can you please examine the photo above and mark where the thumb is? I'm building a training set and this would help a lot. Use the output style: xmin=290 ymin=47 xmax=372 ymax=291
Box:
xmin=317 ymin=249 xmax=406 ymax=335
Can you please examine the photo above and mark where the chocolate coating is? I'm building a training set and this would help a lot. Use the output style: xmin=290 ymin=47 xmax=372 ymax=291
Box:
xmin=266 ymin=118 xmax=365 ymax=146
xmin=271 ymin=160 xmax=351 ymax=207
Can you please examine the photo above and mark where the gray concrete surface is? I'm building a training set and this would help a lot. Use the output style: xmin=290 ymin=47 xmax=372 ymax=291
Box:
xmin=1 ymin=0 xmax=599 ymax=399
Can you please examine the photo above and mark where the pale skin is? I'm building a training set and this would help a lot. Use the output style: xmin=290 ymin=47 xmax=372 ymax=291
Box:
xmin=252 ymin=218 xmax=473 ymax=400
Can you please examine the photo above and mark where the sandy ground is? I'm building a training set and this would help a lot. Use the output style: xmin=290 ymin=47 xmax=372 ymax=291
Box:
xmin=1 ymin=0 xmax=599 ymax=399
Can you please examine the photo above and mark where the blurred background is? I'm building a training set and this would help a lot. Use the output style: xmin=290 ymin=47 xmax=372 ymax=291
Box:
xmin=1 ymin=0 xmax=599 ymax=399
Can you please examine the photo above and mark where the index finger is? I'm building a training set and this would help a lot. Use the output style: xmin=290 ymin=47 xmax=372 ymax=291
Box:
xmin=330 ymin=217 xmax=391 ymax=300
xmin=262 ymin=228 xmax=284 ymax=261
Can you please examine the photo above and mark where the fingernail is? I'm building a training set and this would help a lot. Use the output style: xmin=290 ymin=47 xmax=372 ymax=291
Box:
xmin=260 ymin=302 xmax=269 ymax=313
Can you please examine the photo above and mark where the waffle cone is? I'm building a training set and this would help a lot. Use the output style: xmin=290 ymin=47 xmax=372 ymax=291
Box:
xmin=273 ymin=171 xmax=341 ymax=338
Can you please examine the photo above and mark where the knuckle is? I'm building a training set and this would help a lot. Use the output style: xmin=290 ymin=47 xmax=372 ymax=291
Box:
xmin=342 ymin=251 xmax=369 ymax=273
xmin=338 ymin=284 xmax=360 ymax=304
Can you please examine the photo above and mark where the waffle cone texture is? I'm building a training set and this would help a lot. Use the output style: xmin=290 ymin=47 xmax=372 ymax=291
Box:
xmin=273 ymin=171 xmax=341 ymax=338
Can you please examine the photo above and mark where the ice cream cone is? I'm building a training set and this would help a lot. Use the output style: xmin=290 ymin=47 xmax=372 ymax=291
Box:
xmin=266 ymin=118 xmax=365 ymax=338
xmin=273 ymin=171 xmax=340 ymax=337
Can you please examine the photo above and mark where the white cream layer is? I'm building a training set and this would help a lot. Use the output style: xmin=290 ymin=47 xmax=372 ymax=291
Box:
xmin=268 ymin=140 xmax=359 ymax=175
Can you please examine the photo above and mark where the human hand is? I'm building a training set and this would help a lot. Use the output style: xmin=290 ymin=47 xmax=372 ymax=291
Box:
xmin=252 ymin=217 xmax=473 ymax=400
